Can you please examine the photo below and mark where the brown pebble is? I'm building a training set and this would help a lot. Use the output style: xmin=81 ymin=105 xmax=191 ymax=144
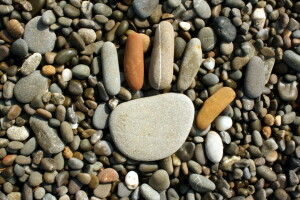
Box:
xmin=7 ymin=105 xmax=22 ymax=120
xmin=36 ymin=109 xmax=52 ymax=119
xmin=2 ymin=155 xmax=17 ymax=166
xmin=63 ymin=146 xmax=73 ymax=159
xmin=73 ymin=152 xmax=83 ymax=160
xmin=41 ymin=65 xmax=56 ymax=76
xmin=262 ymin=126 xmax=272 ymax=139
xmin=264 ymin=114 xmax=274 ymax=126
xmin=98 ymin=168 xmax=119 ymax=183
xmin=6 ymin=19 xmax=24 ymax=39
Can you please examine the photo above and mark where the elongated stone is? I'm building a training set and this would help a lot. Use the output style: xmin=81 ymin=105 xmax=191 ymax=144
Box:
xmin=189 ymin=174 xmax=216 ymax=193
xmin=283 ymin=50 xmax=300 ymax=72
xmin=149 ymin=21 xmax=174 ymax=90
xmin=205 ymin=131 xmax=223 ymax=163
xmin=109 ymin=93 xmax=194 ymax=161
xmin=55 ymin=48 xmax=77 ymax=65
xmin=124 ymin=33 xmax=144 ymax=91
xmin=101 ymin=42 xmax=120 ymax=96
xmin=196 ymin=87 xmax=236 ymax=130
xmin=177 ymin=38 xmax=202 ymax=91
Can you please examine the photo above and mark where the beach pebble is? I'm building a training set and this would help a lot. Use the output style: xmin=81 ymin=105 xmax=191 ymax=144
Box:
xmin=257 ymin=165 xmax=277 ymax=182
xmin=98 ymin=168 xmax=119 ymax=183
xmin=125 ymin=171 xmax=139 ymax=190
xmin=72 ymin=64 xmax=90 ymax=79
xmin=109 ymin=93 xmax=194 ymax=161
xmin=277 ymin=79 xmax=298 ymax=101
xmin=6 ymin=126 xmax=29 ymax=141
xmin=189 ymin=174 xmax=216 ymax=193
xmin=214 ymin=116 xmax=233 ymax=131
xmin=283 ymin=50 xmax=300 ymax=72
xmin=133 ymin=0 xmax=159 ymax=19
xmin=193 ymin=0 xmax=211 ymax=19
xmin=140 ymin=184 xmax=160 ymax=200
xmin=198 ymin=27 xmax=217 ymax=51
xmin=10 ymin=39 xmax=28 ymax=59
xmin=41 ymin=10 xmax=56 ymax=26
xmin=205 ymin=131 xmax=223 ymax=163
xmin=92 ymin=103 xmax=111 ymax=130
xmin=149 ymin=169 xmax=170 ymax=191
xmin=20 ymin=53 xmax=42 ymax=75
xmin=212 ymin=17 xmax=237 ymax=42
xmin=149 ymin=21 xmax=174 ymax=90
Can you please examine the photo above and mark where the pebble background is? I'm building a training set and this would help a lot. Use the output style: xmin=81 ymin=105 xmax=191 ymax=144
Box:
xmin=0 ymin=0 xmax=299 ymax=200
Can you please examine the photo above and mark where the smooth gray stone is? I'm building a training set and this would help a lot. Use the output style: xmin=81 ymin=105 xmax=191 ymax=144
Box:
xmin=92 ymin=103 xmax=111 ymax=130
xmin=20 ymin=53 xmax=42 ymax=75
xmin=212 ymin=16 xmax=237 ymax=42
xmin=277 ymin=78 xmax=298 ymax=101
xmin=244 ymin=56 xmax=265 ymax=98
xmin=140 ymin=184 xmax=160 ymax=200
xmin=10 ymin=38 xmax=28 ymax=59
xmin=189 ymin=174 xmax=216 ymax=192
xmin=101 ymin=42 xmax=120 ymax=96
xmin=133 ymin=0 xmax=159 ymax=19
xmin=109 ymin=93 xmax=194 ymax=161
xmin=29 ymin=115 xmax=65 ymax=154
xmin=177 ymin=38 xmax=202 ymax=91
xmin=149 ymin=169 xmax=170 ymax=191
xmin=198 ymin=27 xmax=217 ymax=51
xmin=24 ymin=16 xmax=56 ymax=54
xmin=14 ymin=71 xmax=48 ymax=103
xmin=283 ymin=50 xmax=300 ymax=72
xmin=149 ymin=21 xmax=174 ymax=90
xmin=41 ymin=10 xmax=56 ymax=25
xmin=93 ymin=3 xmax=112 ymax=17
xmin=72 ymin=64 xmax=90 ymax=79
xmin=257 ymin=165 xmax=277 ymax=182
xmin=193 ymin=0 xmax=211 ymax=19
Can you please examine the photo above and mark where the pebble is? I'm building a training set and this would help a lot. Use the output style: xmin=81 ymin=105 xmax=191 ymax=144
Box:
xmin=149 ymin=21 xmax=174 ymax=90
xmin=10 ymin=39 xmax=28 ymax=59
xmin=0 ymin=45 xmax=9 ymax=61
xmin=140 ymin=184 xmax=160 ymax=200
xmin=41 ymin=10 xmax=56 ymax=26
xmin=29 ymin=115 xmax=65 ymax=154
xmin=14 ymin=70 xmax=48 ymax=103
xmin=93 ymin=3 xmax=112 ymax=17
xmin=205 ymin=131 xmax=223 ymax=163
xmin=177 ymin=38 xmax=202 ymax=91
xmin=203 ymin=57 xmax=215 ymax=70
xmin=109 ymin=93 xmax=194 ymax=161
xmin=6 ymin=126 xmax=29 ymax=141
xmin=212 ymin=16 xmax=237 ymax=42
xmin=93 ymin=184 xmax=111 ymax=198
xmin=277 ymin=79 xmax=298 ymax=101
xmin=283 ymin=50 xmax=300 ymax=72
xmin=124 ymin=32 xmax=144 ymax=91
xmin=6 ymin=19 xmax=24 ymax=38
xmin=196 ymin=87 xmax=236 ymax=130
xmin=193 ymin=0 xmax=211 ymax=19
xmin=24 ymin=16 xmax=56 ymax=54
xmin=101 ymin=41 xmax=120 ymax=96
xmin=98 ymin=168 xmax=119 ymax=183
xmin=20 ymin=53 xmax=42 ymax=75
xmin=214 ymin=116 xmax=233 ymax=131
xmin=244 ymin=56 xmax=265 ymax=98
xmin=42 ymin=65 xmax=56 ymax=76
xmin=72 ymin=64 xmax=90 ymax=79
xmin=198 ymin=27 xmax=217 ymax=51
xmin=149 ymin=169 xmax=170 ymax=191
xmin=133 ymin=0 xmax=159 ymax=19
xmin=202 ymin=73 xmax=219 ymax=86
xmin=189 ymin=174 xmax=216 ymax=193
xmin=256 ymin=165 xmax=277 ymax=182
xmin=29 ymin=171 xmax=43 ymax=187
xmin=179 ymin=22 xmax=191 ymax=31
xmin=125 ymin=171 xmax=139 ymax=190
xmin=68 ymin=158 xmax=84 ymax=169
xmin=92 ymin=103 xmax=111 ymax=130
xmin=55 ymin=49 xmax=77 ymax=65
xmin=220 ymin=42 xmax=234 ymax=55
xmin=60 ymin=121 xmax=74 ymax=143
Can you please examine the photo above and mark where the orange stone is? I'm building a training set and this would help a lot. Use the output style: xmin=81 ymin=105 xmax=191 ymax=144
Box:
xmin=196 ymin=87 xmax=236 ymax=130
xmin=41 ymin=65 xmax=56 ymax=76
xmin=123 ymin=32 xmax=144 ymax=91
xmin=2 ymin=155 xmax=17 ymax=166
xmin=98 ymin=168 xmax=119 ymax=183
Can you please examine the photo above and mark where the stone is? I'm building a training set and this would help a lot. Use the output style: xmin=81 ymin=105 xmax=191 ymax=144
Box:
xmin=283 ymin=50 xmax=300 ymax=72
xmin=55 ymin=48 xmax=77 ymax=65
xmin=21 ymin=137 xmax=37 ymax=156
xmin=196 ymin=87 xmax=236 ymax=130
xmin=256 ymin=165 xmax=277 ymax=182
xmin=252 ymin=8 xmax=266 ymax=30
xmin=212 ymin=16 xmax=237 ymax=42
xmin=125 ymin=171 xmax=139 ymax=190
xmin=10 ymin=39 xmax=28 ymax=59
xmin=149 ymin=21 xmax=174 ymax=90
xmin=117 ymin=182 xmax=132 ymax=197
xmin=193 ymin=0 xmax=211 ymax=19
xmin=72 ymin=64 xmax=90 ymax=79
xmin=0 ymin=45 xmax=9 ymax=61
xmin=109 ymin=93 xmax=194 ymax=161
xmin=42 ymin=65 xmax=56 ymax=76
xmin=205 ymin=131 xmax=223 ymax=163
xmin=133 ymin=0 xmax=159 ymax=19
xmin=20 ymin=53 xmax=42 ymax=75
xmin=244 ymin=56 xmax=265 ymax=98
xmin=93 ymin=184 xmax=111 ymax=198
xmin=41 ymin=10 xmax=56 ymax=26
xmin=124 ymin=32 xmax=144 ymax=91
xmin=93 ymin=3 xmax=112 ymax=17
xmin=92 ymin=103 xmax=111 ymax=130
xmin=101 ymin=42 xmax=120 ymax=96
xmin=189 ymin=174 xmax=216 ymax=193
xmin=176 ymin=142 xmax=195 ymax=162
xmin=277 ymin=78 xmax=298 ymax=101
xmin=214 ymin=116 xmax=233 ymax=131
xmin=78 ymin=28 xmax=96 ymax=44
xmin=98 ymin=168 xmax=119 ymax=183
xmin=60 ymin=121 xmax=74 ymax=143
xmin=6 ymin=126 xmax=29 ymax=141
xmin=24 ymin=16 xmax=56 ymax=54
xmin=28 ymin=0 xmax=46 ymax=16
xmin=68 ymin=158 xmax=84 ymax=169
xmin=202 ymin=73 xmax=219 ymax=86
xmin=14 ymin=71 xmax=48 ymax=103
xmin=149 ymin=169 xmax=170 ymax=191
xmin=198 ymin=27 xmax=217 ymax=51
xmin=177 ymin=38 xmax=202 ymax=91
xmin=6 ymin=19 xmax=24 ymax=39
xmin=28 ymin=171 xmax=43 ymax=187
xmin=29 ymin=115 xmax=65 ymax=154
xmin=220 ymin=42 xmax=234 ymax=55
xmin=140 ymin=184 xmax=160 ymax=200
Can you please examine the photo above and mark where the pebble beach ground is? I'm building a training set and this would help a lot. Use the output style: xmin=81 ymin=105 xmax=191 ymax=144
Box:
xmin=0 ymin=0 xmax=300 ymax=200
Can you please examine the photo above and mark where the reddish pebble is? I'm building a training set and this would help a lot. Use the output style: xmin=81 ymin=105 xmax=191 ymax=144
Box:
xmin=123 ymin=32 xmax=144 ymax=91
xmin=2 ymin=155 xmax=17 ymax=166
xmin=98 ymin=168 xmax=119 ymax=183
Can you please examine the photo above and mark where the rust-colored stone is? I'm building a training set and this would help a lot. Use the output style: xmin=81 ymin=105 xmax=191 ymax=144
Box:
xmin=98 ymin=168 xmax=119 ymax=183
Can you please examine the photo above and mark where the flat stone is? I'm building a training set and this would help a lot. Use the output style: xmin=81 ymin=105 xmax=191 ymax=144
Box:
xmin=189 ymin=174 xmax=216 ymax=193
xmin=6 ymin=126 xmax=29 ymax=141
xmin=193 ymin=0 xmax=211 ymax=19
xmin=140 ymin=184 xmax=160 ymax=200
xmin=10 ymin=39 xmax=28 ymax=59
xmin=14 ymin=70 xmax=48 ymax=103
xmin=72 ymin=64 xmax=90 ymax=79
xmin=29 ymin=115 xmax=65 ymax=154
xmin=212 ymin=16 xmax=237 ymax=42
xmin=124 ymin=32 xmax=144 ymax=91
xmin=256 ymin=165 xmax=277 ymax=182
xmin=101 ymin=42 xmax=120 ymax=96
xmin=133 ymin=0 xmax=159 ymax=19
xmin=244 ymin=56 xmax=265 ymax=98
xmin=149 ymin=21 xmax=174 ymax=90
xmin=41 ymin=10 xmax=56 ymax=26
xmin=149 ymin=169 xmax=170 ymax=191
xmin=109 ymin=93 xmax=194 ymax=161
xmin=92 ymin=103 xmax=111 ymax=130
xmin=93 ymin=184 xmax=111 ymax=198
xmin=196 ymin=87 xmax=236 ymax=130
xmin=20 ymin=53 xmax=42 ymax=75
xmin=24 ymin=16 xmax=56 ymax=54
xmin=177 ymin=38 xmax=202 ymax=91
xmin=197 ymin=27 xmax=217 ymax=51
xmin=283 ymin=50 xmax=300 ymax=72
xmin=205 ymin=131 xmax=223 ymax=163
xmin=93 ymin=3 xmax=112 ymax=17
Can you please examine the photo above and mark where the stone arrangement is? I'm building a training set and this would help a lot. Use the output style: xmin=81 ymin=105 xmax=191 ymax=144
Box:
xmin=0 ymin=0 xmax=299 ymax=200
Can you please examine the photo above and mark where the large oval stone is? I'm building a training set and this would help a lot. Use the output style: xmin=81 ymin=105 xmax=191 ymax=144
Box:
xmin=109 ymin=93 xmax=194 ymax=161
xmin=149 ymin=21 xmax=174 ymax=90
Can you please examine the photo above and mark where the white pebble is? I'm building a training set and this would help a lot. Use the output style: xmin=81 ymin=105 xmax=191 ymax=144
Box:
xmin=7 ymin=126 xmax=30 ymax=141
xmin=179 ymin=22 xmax=191 ymax=31
xmin=62 ymin=68 xmax=72 ymax=82
xmin=125 ymin=171 xmax=139 ymax=190
xmin=205 ymin=131 xmax=223 ymax=163
xmin=71 ymin=123 xmax=78 ymax=129
xmin=252 ymin=8 xmax=266 ymax=30
xmin=203 ymin=57 xmax=215 ymax=70
xmin=214 ymin=116 xmax=233 ymax=131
